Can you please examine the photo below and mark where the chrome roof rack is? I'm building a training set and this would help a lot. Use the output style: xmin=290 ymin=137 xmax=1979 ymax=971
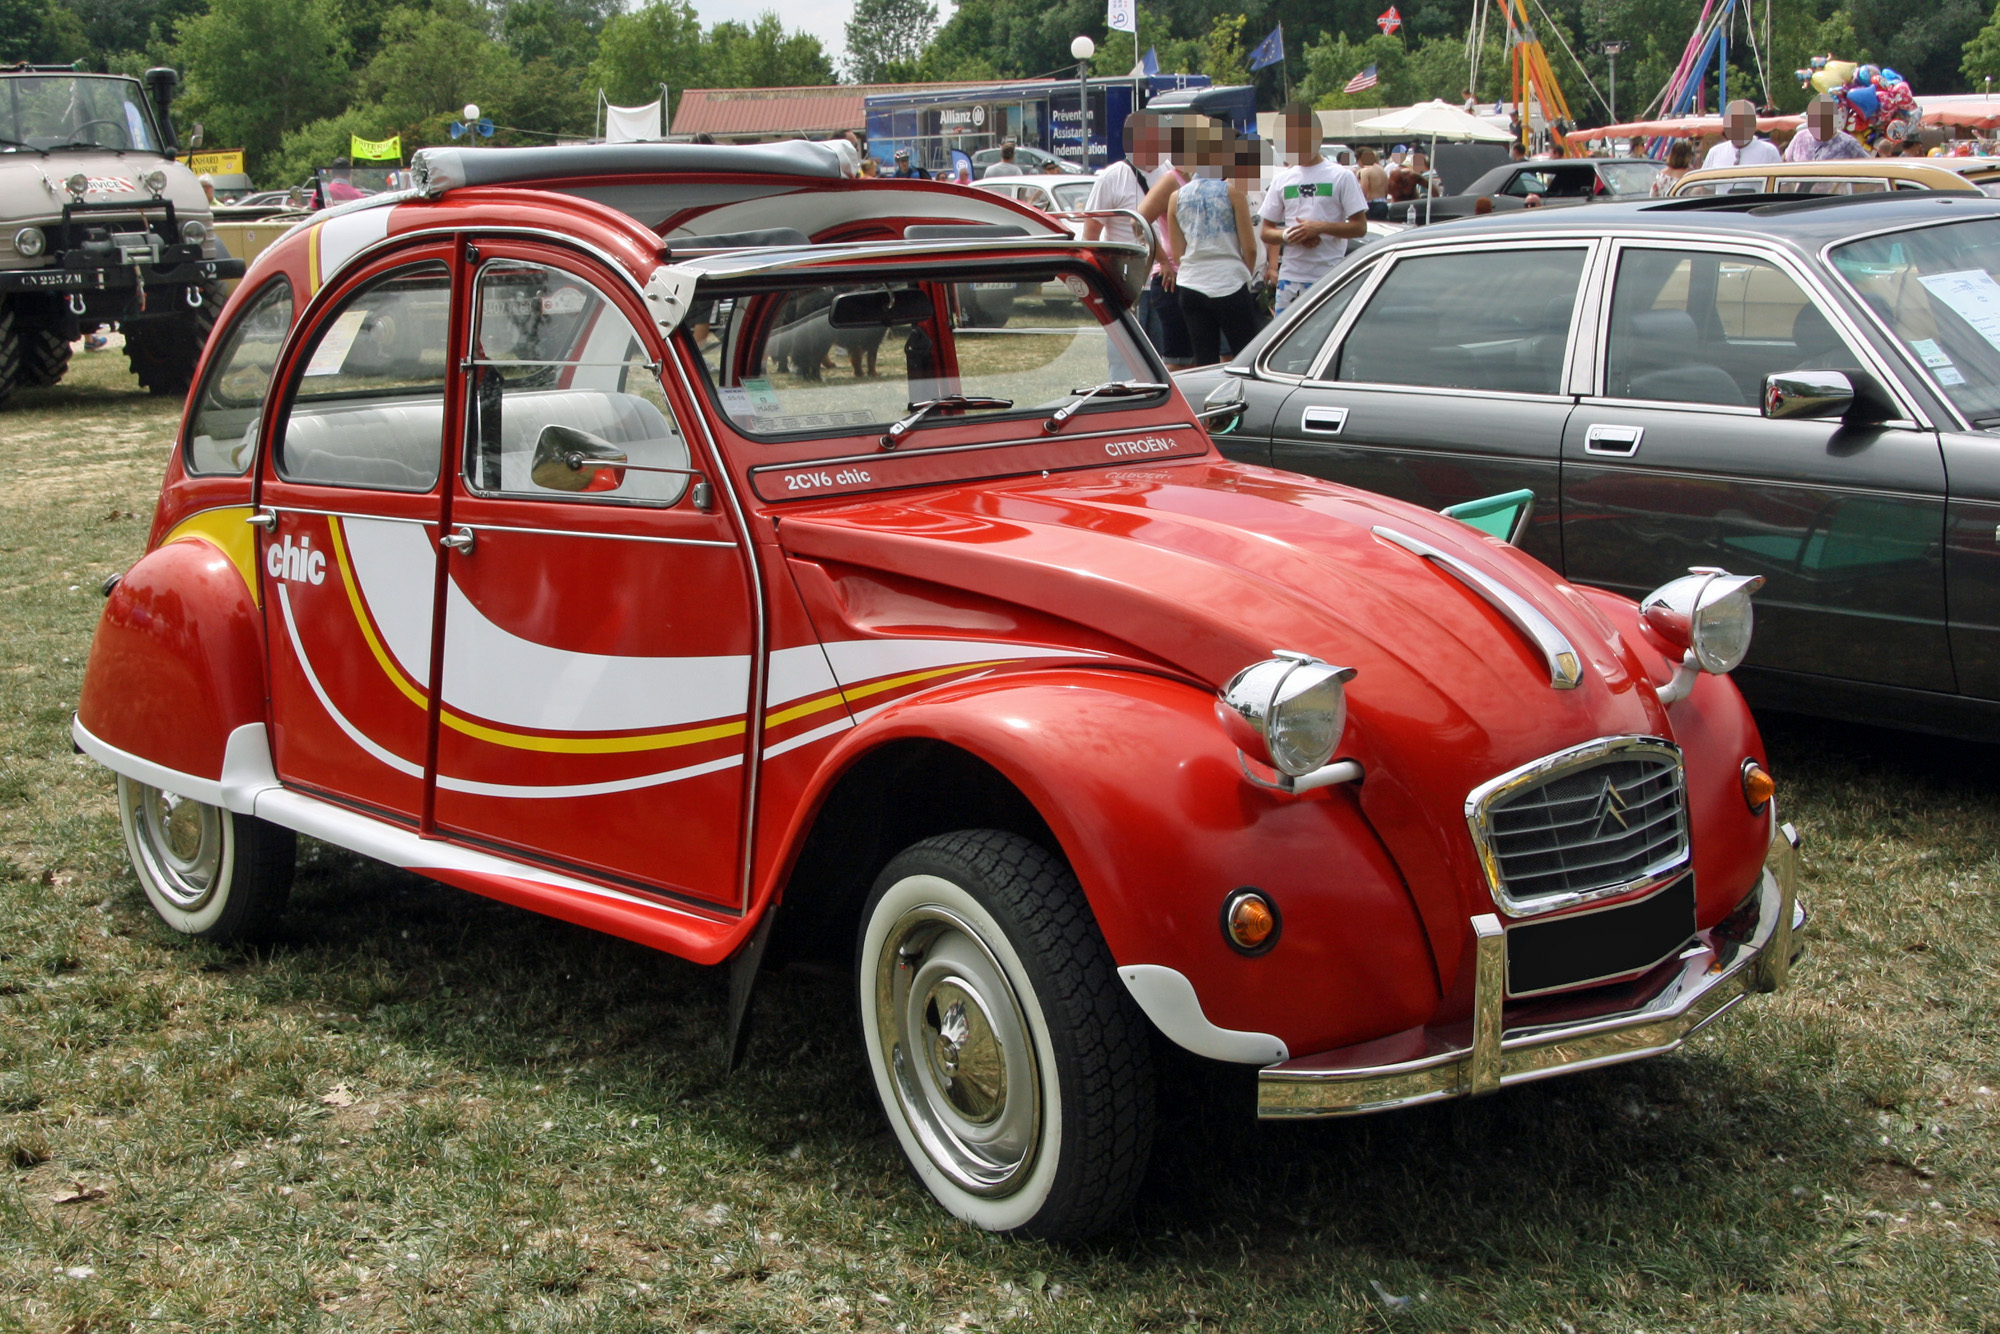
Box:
xmin=409 ymin=141 xmax=845 ymax=198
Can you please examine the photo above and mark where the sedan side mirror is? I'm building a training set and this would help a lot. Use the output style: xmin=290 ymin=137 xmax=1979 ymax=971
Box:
xmin=1762 ymin=369 xmax=1896 ymax=423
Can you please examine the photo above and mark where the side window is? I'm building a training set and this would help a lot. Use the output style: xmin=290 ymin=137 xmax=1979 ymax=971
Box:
xmin=278 ymin=262 xmax=451 ymax=490
xmin=1604 ymin=248 xmax=1843 ymax=408
xmin=1499 ymin=171 xmax=1547 ymax=198
xmin=465 ymin=259 xmax=690 ymax=506
xmin=1333 ymin=247 xmax=1585 ymax=395
xmin=186 ymin=278 xmax=292 ymax=475
xmin=1263 ymin=270 xmax=1365 ymax=377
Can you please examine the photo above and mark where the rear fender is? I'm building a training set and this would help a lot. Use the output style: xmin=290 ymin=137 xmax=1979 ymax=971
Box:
xmin=76 ymin=508 xmax=269 ymax=801
xmin=783 ymin=666 xmax=1440 ymax=1059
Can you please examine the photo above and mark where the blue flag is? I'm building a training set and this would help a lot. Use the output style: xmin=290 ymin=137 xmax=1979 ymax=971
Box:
xmin=1142 ymin=46 xmax=1159 ymax=76
xmin=1248 ymin=25 xmax=1284 ymax=72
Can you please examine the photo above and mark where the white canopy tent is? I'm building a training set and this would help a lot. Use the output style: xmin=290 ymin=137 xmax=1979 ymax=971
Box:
xmin=1353 ymin=100 xmax=1515 ymax=222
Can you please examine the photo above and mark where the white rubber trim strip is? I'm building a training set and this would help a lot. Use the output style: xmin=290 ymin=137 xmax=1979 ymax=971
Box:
xmin=72 ymin=716 xmax=282 ymax=816
xmin=1118 ymin=963 xmax=1289 ymax=1065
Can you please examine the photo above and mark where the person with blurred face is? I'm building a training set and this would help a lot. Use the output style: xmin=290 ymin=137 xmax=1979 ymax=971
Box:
xmin=1785 ymin=94 xmax=1868 ymax=161
xmin=1083 ymin=112 xmax=1195 ymax=367
xmin=1702 ymin=99 xmax=1779 ymax=168
xmin=1257 ymin=102 xmax=1367 ymax=316
xmin=1163 ymin=120 xmax=1264 ymax=365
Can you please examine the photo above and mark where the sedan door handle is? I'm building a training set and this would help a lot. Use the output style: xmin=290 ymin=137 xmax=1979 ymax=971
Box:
xmin=1300 ymin=406 xmax=1348 ymax=435
xmin=1583 ymin=424 xmax=1643 ymax=456
xmin=439 ymin=525 xmax=475 ymax=555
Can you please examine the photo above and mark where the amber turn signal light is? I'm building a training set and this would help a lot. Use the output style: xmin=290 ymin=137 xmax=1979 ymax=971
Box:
xmin=1222 ymin=889 xmax=1281 ymax=955
xmin=1741 ymin=759 xmax=1775 ymax=813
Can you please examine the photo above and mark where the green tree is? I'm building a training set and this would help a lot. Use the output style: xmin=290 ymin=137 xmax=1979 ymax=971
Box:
xmin=845 ymin=0 xmax=938 ymax=82
xmin=500 ymin=0 xmax=617 ymax=68
xmin=1968 ymin=1 xmax=2000 ymax=84
xmin=1851 ymin=0 xmax=1982 ymax=95
xmin=591 ymin=0 xmax=705 ymax=110
xmin=708 ymin=12 xmax=835 ymax=88
xmin=1199 ymin=13 xmax=1250 ymax=87
xmin=362 ymin=3 xmax=520 ymax=135
xmin=174 ymin=0 xmax=351 ymax=170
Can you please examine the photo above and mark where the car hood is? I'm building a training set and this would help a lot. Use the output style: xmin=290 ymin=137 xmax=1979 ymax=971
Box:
xmin=2 ymin=152 xmax=210 ymax=221
xmin=778 ymin=458 xmax=1672 ymax=965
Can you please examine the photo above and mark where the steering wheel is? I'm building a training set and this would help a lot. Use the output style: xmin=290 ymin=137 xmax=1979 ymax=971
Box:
xmin=67 ymin=118 xmax=129 ymax=148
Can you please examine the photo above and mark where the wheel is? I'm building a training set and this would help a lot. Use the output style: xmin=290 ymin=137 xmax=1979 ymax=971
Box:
xmin=116 ymin=775 xmax=295 ymax=940
xmin=0 ymin=301 xmax=22 ymax=407
xmin=123 ymin=281 xmax=224 ymax=397
xmin=857 ymin=830 xmax=1155 ymax=1238
xmin=19 ymin=318 xmax=71 ymax=388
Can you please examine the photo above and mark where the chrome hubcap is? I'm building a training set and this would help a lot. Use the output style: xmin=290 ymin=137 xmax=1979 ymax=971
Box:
xmin=131 ymin=784 xmax=224 ymax=911
xmin=875 ymin=903 xmax=1040 ymax=1197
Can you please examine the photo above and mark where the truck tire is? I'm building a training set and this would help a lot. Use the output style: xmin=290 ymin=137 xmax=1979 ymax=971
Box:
xmin=123 ymin=280 xmax=225 ymax=397
xmin=116 ymin=775 xmax=296 ymax=941
xmin=0 ymin=301 xmax=22 ymax=407
xmin=857 ymin=829 xmax=1156 ymax=1238
xmin=19 ymin=319 xmax=72 ymax=389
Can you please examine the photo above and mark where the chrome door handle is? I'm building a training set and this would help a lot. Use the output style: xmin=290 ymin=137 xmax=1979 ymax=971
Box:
xmin=439 ymin=525 xmax=475 ymax=554
xmin=1301 ymin=406 xmax=1348 ymax=435
xmin=246 ymin=509 xmax=277 ymax=530
xmin=1584 ymin=424 xmax=1643 ymax=456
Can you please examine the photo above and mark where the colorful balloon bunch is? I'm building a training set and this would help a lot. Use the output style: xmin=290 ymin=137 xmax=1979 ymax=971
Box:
xmin=1795 ymin=56 xmax=1919 ymax=145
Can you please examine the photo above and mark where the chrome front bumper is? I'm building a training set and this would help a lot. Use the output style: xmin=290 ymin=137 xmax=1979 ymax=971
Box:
xmin=1258 ymin=821 xmax=1804 ymax=1119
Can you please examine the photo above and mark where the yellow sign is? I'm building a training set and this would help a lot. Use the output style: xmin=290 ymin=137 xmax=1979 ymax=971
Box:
xmin=350 ymin=134 xmax=403 ymax=162
xmin=182 ymin=149 xmax=245 ymax=176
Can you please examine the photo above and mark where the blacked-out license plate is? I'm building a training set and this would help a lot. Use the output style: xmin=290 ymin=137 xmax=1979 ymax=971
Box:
xmin=1506 ymin=877 xmax=1696 ymax=998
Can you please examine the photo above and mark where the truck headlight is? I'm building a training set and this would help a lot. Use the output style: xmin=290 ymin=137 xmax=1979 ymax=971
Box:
xmin=142 ymin=169 xmax=168 ymax=197
xmin=13 ymin=227 xmax=44 ymax=257
xmin=65 ymin=173 xmax=89 ymax=199
xmin=1216 ymin=651 xmax=1356 ymax=777
xmin=1641 ymin=567 xmax=1764 ymax=675
xmin=181 ymin=219 xmax=208 ymax=245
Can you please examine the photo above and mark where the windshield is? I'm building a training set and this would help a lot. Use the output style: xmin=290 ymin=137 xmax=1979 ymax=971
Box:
xmin=1598 ymin=161 xmax=1664 ymax=196
xmin=1 ymin=75 xmax=161 ymax=153
xmin=690 ymin=267 xmax=1162 ymax=439
xmin=1830 ymin=218 xmax=2000 ymax=426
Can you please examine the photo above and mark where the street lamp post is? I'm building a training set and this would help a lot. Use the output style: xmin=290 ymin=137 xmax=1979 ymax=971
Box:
xmin=1071 ymin=35 xmax=1096 ymax=169
xmin=1601 ymin=42 xmax=1628 ymax=125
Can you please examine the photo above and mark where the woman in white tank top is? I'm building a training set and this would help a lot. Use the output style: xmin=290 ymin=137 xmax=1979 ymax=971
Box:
xmin=1163 ymin=122 xmax=1264 ymax=366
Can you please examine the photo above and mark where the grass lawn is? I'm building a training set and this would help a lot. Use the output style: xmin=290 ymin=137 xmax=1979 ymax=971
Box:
xmin=1 ymin=358 xmax=1997 ymax=1332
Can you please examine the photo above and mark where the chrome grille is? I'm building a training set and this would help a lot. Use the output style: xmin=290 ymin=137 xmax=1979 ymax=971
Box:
xmin=1468 ymin=739 xmax=1689 ymax=916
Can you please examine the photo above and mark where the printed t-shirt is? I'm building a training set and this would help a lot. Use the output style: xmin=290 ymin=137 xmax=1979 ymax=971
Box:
xmin=1257 ymin=160 xmax=1368 ymax=289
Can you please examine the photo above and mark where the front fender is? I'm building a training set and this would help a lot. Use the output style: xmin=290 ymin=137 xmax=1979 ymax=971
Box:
xmin=78 ymin=511 xmax=266 ymax=788
xmin=797 ymin=666 xmax=1442 ymax=1059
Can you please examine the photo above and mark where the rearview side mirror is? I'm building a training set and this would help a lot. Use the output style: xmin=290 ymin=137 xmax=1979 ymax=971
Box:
xmin=1762 ymin=368 xmax=1895 ymax=423
xmin=829 ymin=289 xmax=934 ymax=328
xmin=531 ymin=424 xmax=627 ymax=493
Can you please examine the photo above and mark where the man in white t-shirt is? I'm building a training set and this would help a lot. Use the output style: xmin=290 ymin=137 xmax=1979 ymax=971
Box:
xmin=1257 ymin=103 xmax=1368 ymax=316
xmin=1702 ymin=100 xmax=1782 ymax=168
xmin=1082 ymin=111 xmax=1193 ymax=365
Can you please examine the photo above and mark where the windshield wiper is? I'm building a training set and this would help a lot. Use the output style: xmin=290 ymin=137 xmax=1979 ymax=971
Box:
xmin=881 ymin=395 xmax=1013 ymax=449
xmin=0 ymin=137 xmax=44 ymax=154
xmin=1043 ymin=379 xmax=1170 ymax=433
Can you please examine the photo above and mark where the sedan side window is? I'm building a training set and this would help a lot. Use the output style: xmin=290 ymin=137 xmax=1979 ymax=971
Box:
xmin=1263 ymin=271 xmax=1364 ymax=377
xmin=1603 ymin=248 xmax=1848 ymax=408
xmin=465 ymin=259 xmax=691 ymax=506
xmin=186 ymin=277 xmax=292 ymax=476
xmin=277 ymin=262 xmax=452 ymax=491
xmin=1332 ymin=247 xmax=1586 ymax=395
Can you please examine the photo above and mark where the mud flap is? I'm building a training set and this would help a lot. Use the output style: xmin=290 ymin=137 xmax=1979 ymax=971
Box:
xmin=724 ymin=905 xmax=777 ymax=1071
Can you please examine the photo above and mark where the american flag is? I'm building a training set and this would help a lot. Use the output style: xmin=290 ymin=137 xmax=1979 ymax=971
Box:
xmin=1344 ymin=64 xmax=1379 ymax=94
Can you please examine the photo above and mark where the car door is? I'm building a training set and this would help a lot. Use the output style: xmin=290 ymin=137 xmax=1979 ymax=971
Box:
xmin=1560 ymin=239 xmax=1952 ymax=691
xmin=1204 ymin=263 xmax=1376 ymax=467
xmin=431 ymin=243 xmax=757 ymax=908
xmin=1268 ymin=240 xmax=1591 ymax=569
xmin=258 ymin=249 xmax=456 ymax=822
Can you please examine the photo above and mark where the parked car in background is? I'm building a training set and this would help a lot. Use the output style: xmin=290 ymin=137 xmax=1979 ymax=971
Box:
xmin=1417 ymin=157 xmax=1664 ymax=223
xmin=973 ymin=174 xmax=1098 ymax=233
xmin=72 ymin=141 xmax=1802 ymax=1240
xmin=1671 ymin=158 xmax=1989 ymax=198
xmin=1179 ymin=191 xmax=2000 ymax=740
xmin=971 ymin=144 xmax=1084 ymax=176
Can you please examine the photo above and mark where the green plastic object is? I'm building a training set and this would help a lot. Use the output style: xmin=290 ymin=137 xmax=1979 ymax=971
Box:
xmin=1441 ymin=489 xmax=1536 ymax=544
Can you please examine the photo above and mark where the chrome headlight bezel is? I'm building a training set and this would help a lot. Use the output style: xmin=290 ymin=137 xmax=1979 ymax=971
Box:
xmin=1641 ymin=567 xmax=1764 ymax=675
xmin=141 ymin=169 xmax=168 ymax=197
xmin=12 ymin=226 xmax=45 ymax=257
xmin=180 ymin=219 xmax=208 ymax=246
xmin=1216 ymin=651 xmax=1357 ymax=777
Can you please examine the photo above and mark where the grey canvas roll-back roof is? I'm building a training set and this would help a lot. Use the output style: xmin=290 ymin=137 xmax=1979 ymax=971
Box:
xmin=409 ymin=141 xmax=845 ymax=197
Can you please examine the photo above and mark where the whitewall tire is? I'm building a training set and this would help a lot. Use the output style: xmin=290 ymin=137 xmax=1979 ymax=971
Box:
xmin=857 ymin=830 xmax=1154 ymax=1238
xmin=116 ymin=775 xmax=295 ymax=940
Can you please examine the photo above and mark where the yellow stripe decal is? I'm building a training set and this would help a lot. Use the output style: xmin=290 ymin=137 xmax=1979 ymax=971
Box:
xmin=161 ymin=506 xmax=260 ymax=607
xmin=326 ymin=514 xmax=1014 ymax=755
xmin=306 ymin=223 xmax=322 ymax=295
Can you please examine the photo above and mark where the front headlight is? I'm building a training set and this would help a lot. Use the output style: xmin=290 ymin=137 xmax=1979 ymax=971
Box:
xmin=1641 ymin=567 xmax=1764 ymax=674
xmin=142 ymin=169 xmax=168 ymax=196
xmin=181 ymin=219 xmax=208 ymax=245
xmin=1216 ymin=651 xmax=1357 ymax=777
xmin=12 ymin=227 xmax=44 ymax=257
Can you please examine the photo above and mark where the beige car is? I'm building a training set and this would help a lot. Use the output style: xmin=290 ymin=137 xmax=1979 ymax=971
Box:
xmin=1671 ymin=157 xmax=1994 ymax=198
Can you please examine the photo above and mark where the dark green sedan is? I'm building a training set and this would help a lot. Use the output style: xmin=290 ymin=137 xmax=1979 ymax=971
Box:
xmin=1181 ymin=193 xmax=2000 ymax=739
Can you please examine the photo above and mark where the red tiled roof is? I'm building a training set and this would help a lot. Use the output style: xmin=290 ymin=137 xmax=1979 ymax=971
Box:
xmin=671 ymin=81 xmax=1049 ymax=137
